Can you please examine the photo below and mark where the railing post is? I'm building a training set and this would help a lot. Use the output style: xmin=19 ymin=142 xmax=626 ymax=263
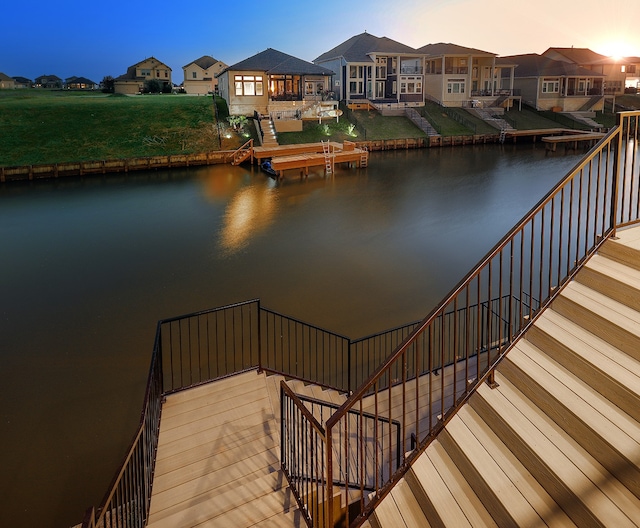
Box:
xmin=257 ymin=299 xmax=263 ymax=373
xmin=611 ymin=112 xmax=624 ymax=237
xmin=347 ymin=340 xmax=352 ymax=395
xmin=326 ymin=425 xmax=333 ymax=528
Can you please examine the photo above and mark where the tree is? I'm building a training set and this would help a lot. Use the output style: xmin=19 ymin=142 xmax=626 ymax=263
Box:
xmin=101 ymin=76 xmax=115 ymax=93
xmin=143 ymin=79 xmax=162 ymax=94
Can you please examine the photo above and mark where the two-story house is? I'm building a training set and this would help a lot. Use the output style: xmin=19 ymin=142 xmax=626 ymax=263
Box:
xmin=34 ymin=74 xmax=62 ymax=89
xmin=496 ymin=53 xmax=605 ymax=112
xmin=543 ymin=47 xmax=626 ymax=96
xmin=114 ymin=57 xmax=172 ymax=94
xmin=313 ymin=32 xmax=425 ymax=111
xmin=216 ymin=48 xmax=334 ymax=120
xmin=182 ymin=56 xmax=228 ymax=95
xmin=417 ymin=43 xmax=518 ymax=109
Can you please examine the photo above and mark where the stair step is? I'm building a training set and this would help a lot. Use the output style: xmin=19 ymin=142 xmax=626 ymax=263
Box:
xmin=501 ymin=340 xmax=640 ymax=499
xmin=472 ymin=372 xmax=640 ymax=527
xmin=370 ymin=480 xmax=430 ymax=528
xmin=406 ymin=440 xmax=495 ymax=527
xmin=552 ymin=280 xmax=640 ymax=362
xmin=441 ymin=405 xmax=574 ymax=527
xmin=576 ymin=254 xmax=640 ymax=311
xmin=598 ymin=232 xmax=640 ymax=271
xmin=526 ymin=309 xmax=640 ymax=422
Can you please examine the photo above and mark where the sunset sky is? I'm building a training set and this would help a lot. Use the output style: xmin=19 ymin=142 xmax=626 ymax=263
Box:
xmin=2 ymin=0 xmax=639 ymax=83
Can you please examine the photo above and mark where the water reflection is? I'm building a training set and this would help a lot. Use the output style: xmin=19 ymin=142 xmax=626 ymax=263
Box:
xmin=0 ymin=145 xmax=586 ymax=528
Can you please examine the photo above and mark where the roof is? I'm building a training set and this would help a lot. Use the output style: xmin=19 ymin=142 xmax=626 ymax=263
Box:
xmin=222 ymin=48 xmax=334 ymax=76
xmin=0 ymin=72 xmax=13 ymax=82
xmin=417 ymin=42 xmax=496 ymax=57
xmin=543 ymin=47 xmax=608 ymax=65
xmin=496 ymin=53 xmax=606 ymax=78
xmin=313 ymin=32 xmax=419 ymax=63
xmin=35 ymin=74 xmax=62 ymax=81
xmin=67 ymin=76 xmax=97 ymax=85
xmin=183 ymin=55 xmax=221 ymax=70
xmin=12 ymin=76 xmax=31 ymax=83
xmin=116 ymin=57 xmax=172 ymax=80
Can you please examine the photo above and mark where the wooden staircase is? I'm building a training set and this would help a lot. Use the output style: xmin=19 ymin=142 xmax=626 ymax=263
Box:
xmin=369 ymin=229 xmax=640 ymax=527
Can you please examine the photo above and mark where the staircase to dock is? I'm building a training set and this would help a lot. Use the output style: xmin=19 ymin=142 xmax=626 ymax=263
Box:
xmin=368 ymin=228 xmax=640 ymax=528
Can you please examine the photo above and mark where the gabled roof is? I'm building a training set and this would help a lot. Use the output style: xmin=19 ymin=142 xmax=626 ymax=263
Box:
xmin=222 ymin=48 xmax=334 ymax=76
xmin=313 ymin=32 xmax=419 ymax=63
xmin=12 ymin=76 xmax=32 ymax=84
xmin=35 ymin=74 xmax=62 ymax=81
xmin=417 ymin=42 xmax=496 ymax=57
xmin=496 ymin=53 xmax=606 ymax=78
xmin=67 ymin=76 xmax=96 ymax=85
xmin=116 ymin=56 xmax=172 ymax=81
xmin=543 ymin=47 xmax=608 ymax=65
xmin=183 ymin=55 xmax=221 ymax=70
xmin=0 ymin=72 xmax=13 ymax=82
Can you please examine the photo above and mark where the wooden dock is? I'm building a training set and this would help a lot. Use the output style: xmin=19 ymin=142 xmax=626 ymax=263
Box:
xmin=254 ymin=141 xmax=369 ymax=178
xmin=541 ymin=131 xmax=606 ymax=151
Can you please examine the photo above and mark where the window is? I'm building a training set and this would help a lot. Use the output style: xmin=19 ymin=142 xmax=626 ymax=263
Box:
xmin=447 ymin=79 xmax=465 ymax=94
xmin=349 ymin=65 xmax=364 ymax=79
xmin=376 ymin=57 xmax=387 ymax=79
xmin=542 ymin=79 xmax=559 ymax=93
xmin=234 ymin=75 xmax=263 ymax=96
xmin=141 ymin=69 xmax=151 ymax=76
xmin=400 ymin=76 xmax=422 ymax=94
xmin=192 ymin=72 xmax=197 ymax=79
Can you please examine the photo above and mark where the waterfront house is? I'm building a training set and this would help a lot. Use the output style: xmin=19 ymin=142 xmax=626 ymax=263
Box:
xmin=0 ymin=72 xmax=15 ymax=89
xmin=313 ymin=32 xmax=425 ymax=111
xmin=216 ymin=48 xmax=335 ymax=123
xmin=182 ymin=55 xmax=227 ymax=95
xmin=496 ymin=53 xmax=605 ymax=112
xmin=34 ymin=74 xmax=62 ymax=89
xmin=543 ymin=47 xmax=631 ymax=96
xmin=417 ymin=42 xmax=519 ymax=110
xmin=65 ymin=76 xmax=98 ymax=90
xmin=114 ymin=57 xmax=172 ymax=94
xmin=12 ymin=76 xmax=32 ymax=88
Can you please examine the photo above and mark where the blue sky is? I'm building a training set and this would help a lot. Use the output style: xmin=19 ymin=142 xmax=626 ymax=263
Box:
xmin=2 ymin=0 xmax=639 ymax=83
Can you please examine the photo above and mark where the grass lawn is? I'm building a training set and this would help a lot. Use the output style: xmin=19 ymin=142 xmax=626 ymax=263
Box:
xmin=0 ymin=91 xmax=250 ymax=166
xmin=276 ymin=119 xmax=360 ymax=145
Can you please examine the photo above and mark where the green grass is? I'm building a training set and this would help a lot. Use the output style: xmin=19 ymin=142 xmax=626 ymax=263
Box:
xmin=277 ymin=110 xmax=427 ymax=144
xmin=276 ymin=119 xmax=360 ymax=144
xmin=500 ymin=107 xmax=564 ymax=130
xmin=0 ymin=91 xmax=248 ymax=166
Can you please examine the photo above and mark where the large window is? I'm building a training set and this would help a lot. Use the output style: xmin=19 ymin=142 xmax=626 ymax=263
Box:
xmin=447 ymin=79 xmax=465 ymax=94
xmin=400 ymin=76 xmax=422 ymax=94
xmin=542 ymin=78 xmax=560 ymax=93
xmin=234 ymin=75 xmax=263 ymax=96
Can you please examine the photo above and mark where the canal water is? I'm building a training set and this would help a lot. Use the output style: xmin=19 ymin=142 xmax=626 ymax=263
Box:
xmin=0 ymin=144 xmax=585 ymax=528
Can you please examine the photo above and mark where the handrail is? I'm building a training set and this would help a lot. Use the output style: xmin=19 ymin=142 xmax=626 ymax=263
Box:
xmin=323 ymin=110 xmax=640 ymax=527
xmin=281 ymin=384 xmax=402 ymax=525
xmin=82 ymin=111 xmax=639 ymax=528
xmin=228 ymin=138 xmax=253 ymax=165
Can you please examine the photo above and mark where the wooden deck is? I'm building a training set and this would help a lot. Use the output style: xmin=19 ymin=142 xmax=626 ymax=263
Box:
xmin=147 ymin=224 xmax=640 ymax=528
xmin=146 ymin=371 xmax=302 ymax=528
xmin=253 ymin=141 xmax=368 ymax=178
xmin=541 ymin=131 xmax=606 ymax=151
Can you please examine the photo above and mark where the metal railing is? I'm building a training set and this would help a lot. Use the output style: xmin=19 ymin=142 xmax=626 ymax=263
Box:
xmin=83 ymin=111 xmax=640 ymax=528
xmin=82 ymin=330 xmax=163 ymax=528
xmin=319 ymin=110 xmax=640 ymax=527
xmin=281 ymin=384 xmax=401 ymax=527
